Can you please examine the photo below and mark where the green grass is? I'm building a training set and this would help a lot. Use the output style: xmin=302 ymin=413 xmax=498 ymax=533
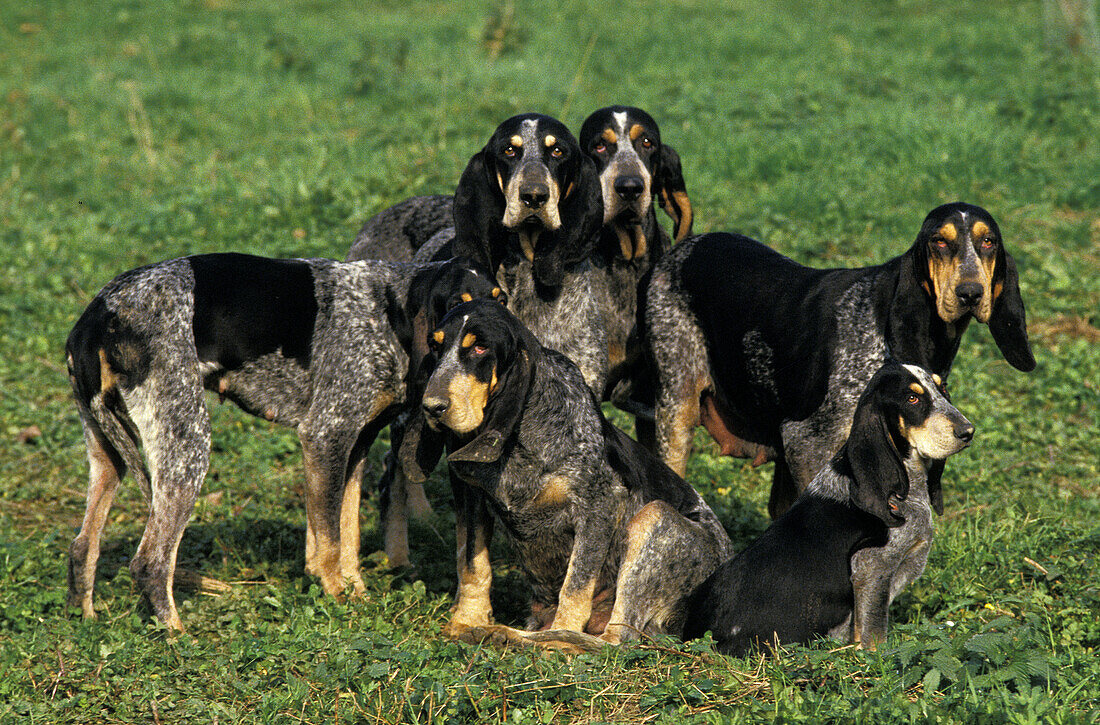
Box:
xmin=1 ymin=0 xmax=1098 ymax=721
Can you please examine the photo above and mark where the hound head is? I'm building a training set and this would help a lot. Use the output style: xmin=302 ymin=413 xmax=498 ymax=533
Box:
xmin=398 ymin=257 xmax=506 ymax=379
xmin=420 ymin=300 xmax=537 ymax=464
xmin=842 ymin=362 xmax=974 ymax=526
xmin=905 ymin=202 xmax=1035 ymax=371
xmin=579 ymin=105 xmax=693 ymax=255
xmin=453 ymin=113 xmax=602 ymax=288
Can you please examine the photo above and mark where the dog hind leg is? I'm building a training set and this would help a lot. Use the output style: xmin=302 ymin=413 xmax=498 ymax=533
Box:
xmin=125 ymin=382 xmax=211 ymax=631
xmin=67 ymin=414 xmax=125 ymax=620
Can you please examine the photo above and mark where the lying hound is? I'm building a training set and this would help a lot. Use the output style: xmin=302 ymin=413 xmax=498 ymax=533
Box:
xmin=645 ymin=202 xmax=1034 ymax=517
xmin=577 ymin=105 xmax=693 ymax=405
xmin=683 ymin=362 xmax=974 ymax=654
xmin=65 ymin=254 xmax=498 ymax=629
xmin=403 ymin=299 xmax=731 ymax=649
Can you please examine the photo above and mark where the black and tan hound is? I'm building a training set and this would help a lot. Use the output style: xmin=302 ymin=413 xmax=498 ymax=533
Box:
xmin=684 ymin=362 xmax=974 ymax=654
xmin=65 ymin=254 xmax=499 ymax=629
xmin=350 ymin=113 xmax=608 ymax=394
xmin=645 ymin=202 xmax=1034 ymax=517
xmin=577 ymin=105 xmax=692 ymax=404
xmin=402 ymin=299 xmax=731 ymax=649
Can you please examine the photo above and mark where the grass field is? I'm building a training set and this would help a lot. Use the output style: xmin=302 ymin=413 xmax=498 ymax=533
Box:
xmin=1 ymin=0 xmax=1098 ymax=721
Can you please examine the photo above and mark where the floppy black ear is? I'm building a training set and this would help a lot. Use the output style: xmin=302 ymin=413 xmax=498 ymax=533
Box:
xmin=843 ymin=398 xmax=909 ymax=527
xmin=887 ymin=245 xmax=937 ymax=364
xmin=448 ymin=335 xmax=537 ymax=464
xmin=987 ymin=250 xmax=1036 ymax=372
xmin=453 ymin=149 xmax=509 ymax=274
xmin=531 ymin=156 xmax=603 ymax=287
xmin=397 ymin=266 xmax=445 ymax=364
xmin=927 ymin=459 xmax=945 ymax=515
xmin=653 ymin=143 xmax=693 ymax=241
xmin=398 ymin=410 xmax=447 ymax=483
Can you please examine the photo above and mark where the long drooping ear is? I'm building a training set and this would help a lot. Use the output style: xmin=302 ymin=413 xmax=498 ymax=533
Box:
xmin=453 ymin=149 xmax=509 ymax=274
xmin=398 ymin=410 xmax=447 ymax=483
xmin=531 ymin=156 xmax=603 ymax=288
xmin=653 ymin=143 xmax=693 ymax=241
xmin=448 ymin=332 xmax=537 ymax=464
xmin=987 ymin=250 xmax=1036 ymax=372
xmin=398 ymin=266 xmax=443 ymax=364
xmin=843 ymin=399 xmax=909 ymax=527
xmin=926 ymin=459 xmax=945 ymax=515
xmin=887 ymin=245 xmax=936 ymax=364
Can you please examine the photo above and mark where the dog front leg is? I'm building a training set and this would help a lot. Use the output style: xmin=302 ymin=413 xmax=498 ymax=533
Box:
xmin=301 ymin=431 xmax=357 ymax=598
xmin=549 ymin=514 xmax=616 ymax=632
xmin=445 ymin=478 xmax=495 ymax=636
xmin=850 ymin=550 xmax=893 ymax=649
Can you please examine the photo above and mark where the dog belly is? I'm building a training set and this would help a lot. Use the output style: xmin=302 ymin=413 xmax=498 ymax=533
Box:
xmin=699 ymin=391 xmax=779 ymax=464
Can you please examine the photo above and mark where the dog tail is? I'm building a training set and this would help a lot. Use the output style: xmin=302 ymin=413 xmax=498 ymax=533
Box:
xmin=67 ymin=296 xmax=153 ymax=502
xmin=87 ymin=393 xmax=151 ymax=502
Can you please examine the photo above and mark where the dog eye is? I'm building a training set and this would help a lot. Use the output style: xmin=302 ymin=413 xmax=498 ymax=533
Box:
xmin=504 ymin=145 xmax=517 ymax=158
xmin=907 ymin=394 xmax=920 ymax=405
xmin=550 ymin=146 xmax=564 ymax=158
xmin=593 ymin=142 xmax=606 ymax=153
xmin=980 ymin=237 xmax=996 ymax=250
xmin=640 ymin=136 xmax=654 ymax=149
xmin=931 ymin=238 xmax=948 ymax=250
xmin=472 ymin=345 xmax=488 ymax=355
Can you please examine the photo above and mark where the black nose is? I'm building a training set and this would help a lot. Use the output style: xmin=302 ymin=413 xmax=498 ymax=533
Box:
xmin=955 ymin=282 xmax=983 ymax=308
xmin=955 ymin=425 xmax=975 ymax=444
xmin=519 ymin=183 xmax=550 ymax=209
xmin=422 ymin=397 xmax=449 ymax=419
xmin=613 ymin=175 xmax=645 ymax=201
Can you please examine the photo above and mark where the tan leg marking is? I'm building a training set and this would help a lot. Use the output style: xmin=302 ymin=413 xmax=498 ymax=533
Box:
xmin=601 ymin=502 xmax=664 ymax=644
xmin=339 ymin=457 xmax=365 ymax=595
xmin=663 ymin=395 xmax=701 ymax=478
xmin=550 ymin=577 xmax=598 ymax=633
xmin=446 ymin=522 xmax=493 ymax=635
xmin=384 ymin=468 xmax=411 ymax=568
xmin=406 ymin=482 xmax=433 ymax=518
xmin=302 ymin=452 xmax=344 ymax=597
xmin=71 ymin=434 xmax=123 ymax=619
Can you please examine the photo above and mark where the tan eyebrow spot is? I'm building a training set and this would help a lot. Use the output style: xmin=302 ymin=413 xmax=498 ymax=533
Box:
xmin=932 ymin=373 xmax=942 ymax=385
xmin=938 ymin=223 xmax=958 ymax=242
xmin=629 ymin=123 xmax=645 ymax=141
xmin=909 ymin=383 xmax=925 ymax=395
xmin=601 ymin=128 xmax=617 ymax=144
xmin=461 ymin=333 xmax=476 ymax=348
xmin=491 ymin=287 xmax=501 ymax=298
xmin=433 ymin=330 xmax=445 ymax=344
xmin=972 ymin=221 xmax=990 ymax=238
xmin=544 ymin=134 xmax=556 ymax=147
xmin=509 ymin=135 xmax=523 ymax=147
xmin=460 ymin=292 xmax=473 ymax=302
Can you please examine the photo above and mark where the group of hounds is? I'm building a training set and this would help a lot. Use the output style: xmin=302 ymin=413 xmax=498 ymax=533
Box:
xmin=65 ymin=105 xmax=1036 ymax=656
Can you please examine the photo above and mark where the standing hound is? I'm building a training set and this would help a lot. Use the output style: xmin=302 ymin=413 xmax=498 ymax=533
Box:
xmin=577 ymin=105 xmax=693 ymax=405
xmin=402 ymin=300 xmax=731 ymax=650
xmin=346 ymin=194 xmax=454 ymax=264
xmin=65 ymin=254 xmax=499 ymax=629
xmin=684 ymin=362 xmax=974 ymax=654
xmin=346 ymin=106 xmax=695 ymax=406
xmin=350 ymin=113 xmax=608 ymax=395
xmin=645 ymin=202 xmax=1034 ymax=517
